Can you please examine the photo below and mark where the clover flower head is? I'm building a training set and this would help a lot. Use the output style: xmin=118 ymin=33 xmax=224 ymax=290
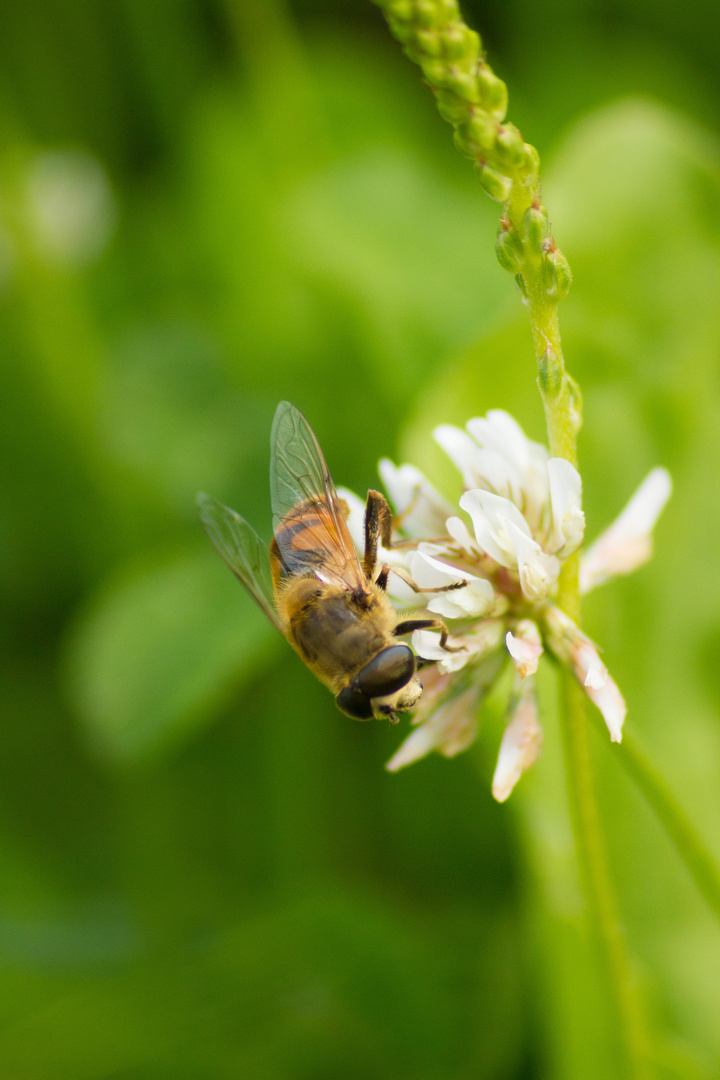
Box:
xmin=368 ymin=410 xmax=671 ymax=801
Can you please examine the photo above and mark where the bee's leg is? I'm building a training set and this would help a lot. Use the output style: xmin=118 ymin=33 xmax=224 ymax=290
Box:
xmin=375 ymin=564 xmax=390 ymax=592
xmin=385 ymin=563 xmax=469 ymax=594
xmin=394 ymin=617 xmax=466 ymax=653
xmin=364 ymin=489 xmax=394 ymax=580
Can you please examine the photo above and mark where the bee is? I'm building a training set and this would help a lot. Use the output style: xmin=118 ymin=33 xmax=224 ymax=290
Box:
xmin=198 ymin=402 xmax=464 ymax=722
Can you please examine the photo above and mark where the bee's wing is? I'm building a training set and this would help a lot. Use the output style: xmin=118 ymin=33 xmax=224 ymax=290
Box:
xmin=197 ymin=492 xmax=283 ymax=631
xmin=270 ymin=401 xmax=366 ymax=589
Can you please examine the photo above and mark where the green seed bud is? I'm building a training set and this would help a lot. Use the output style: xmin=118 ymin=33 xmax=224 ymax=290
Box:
xmin=515 ymin=142 xmax=540 ymax=182
xmin=495 ymin=221 xmax=525 ymax=274
xmin=435 ymin=88 xmax=473 ymax=124
xmin=454 ymin=118 xmax=495 ymax=160
xmin=476 ymin=66 xmax=508 ymax=120
xmin=414 ymin=27 xmax=443 ymax=57
xmin=444 ymin=65 xmax=480 ymax=101
xmin=478 ymin=163 xmax=513 ymax=202
xmin=384 ymin=1 xmax=413 ymax=19
xmin=419 ymin=57 xmax=446 ymax=84
xmin=522 ymin=204 xmax=549 ymax=253
xmin=494 ymin=122 xmax=526 ymax=171
xmin=537 ymin=349 xmax=564 ymax=398
xmin=415 ymin=0 xmax=442 ymax=28
xmin=514 ymin=273 xmax=528 ymax=300
xmin=543 ymin=248 xmax=573 ymax=300
xmin=420 ymin=58 xmax=478 ymax=101
xmin=465 ymin=111 xmax=495 ymax=152
xmin=442 ymin=25 xmax=481 ymax=62
xmin=453 ymin=124 xmax=477 ymax=159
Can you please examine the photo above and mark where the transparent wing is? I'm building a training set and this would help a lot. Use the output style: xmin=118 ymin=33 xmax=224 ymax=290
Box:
xmin=197 ymin=492 xmax=283 ymax=631
xmin=270 ymin=401 xmax=366 ymax=590
xmin=270 ymin=401 xmax=336 ymax=527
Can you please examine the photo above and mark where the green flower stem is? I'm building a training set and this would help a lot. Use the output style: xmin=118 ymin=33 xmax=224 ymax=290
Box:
xmin=617 ymin=731 xmax=720 ymax=924
xmin=375 ymin=0 xmax=651 ymax=1067
xmin=560 ymin=669 xmax=650 ymax=1078
xmin=372 ymin=1 xmax=649 ymax=1072
xmin=556 ymin=561 xmax=647 ymax=1078
xmin=530 ymin=299 xmax=578 ymax=467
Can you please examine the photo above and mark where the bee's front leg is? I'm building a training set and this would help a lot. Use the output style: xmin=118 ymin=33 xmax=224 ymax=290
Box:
xmin=363 ymin=489 xmax=394 ymax=580
xmin=394 ymin=617 xmax=466 ymax=654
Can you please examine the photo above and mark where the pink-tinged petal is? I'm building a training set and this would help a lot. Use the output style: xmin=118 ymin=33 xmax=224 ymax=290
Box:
xmin=547 ymin=458 xmax=585 ymax=558
xmin=505 ymin=622 xmax=543 ymax=678
xmin=378 ymin=459 xmax=454 ymax=539
xmin=586 ymin=676 xmax=626 ymax=743
xmin=386 ymin=686 xmax=480 ymax=770
xmin=543 ymin=606 xmax=627 ymax=742
xmin=386 ymin=653 xmax=506 ymax=771
xmin=580 ymin=467 xmax=672 ymax=593
xmin=572 ymin=640 xmax=626 ymax=741
xmin=492 ymin=676 xmax=543 ymax=802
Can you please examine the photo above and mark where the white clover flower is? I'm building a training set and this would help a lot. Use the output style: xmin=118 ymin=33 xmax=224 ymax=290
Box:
xmin=370 ymin=411 xmax=670 ymax=801
xmin=452 ymin=413 xmax=582 ymax=602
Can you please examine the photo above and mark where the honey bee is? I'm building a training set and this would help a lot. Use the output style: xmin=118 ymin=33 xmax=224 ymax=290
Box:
xmin=198 ymin=402 xmax=464 ymax=722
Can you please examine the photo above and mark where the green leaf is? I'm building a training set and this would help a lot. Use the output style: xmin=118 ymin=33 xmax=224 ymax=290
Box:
xmin=64 ymin=548 xmax=279 ymax=763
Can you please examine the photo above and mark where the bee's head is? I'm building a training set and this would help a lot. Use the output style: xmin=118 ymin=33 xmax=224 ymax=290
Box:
xmin=335 ymin=644 xmax=421 ymax=723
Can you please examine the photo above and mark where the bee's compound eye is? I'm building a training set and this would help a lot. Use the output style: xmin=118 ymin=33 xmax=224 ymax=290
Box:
xmin=336 ymin=685 xmax=374 ymax=720
xmin=356 ymin=644 xmax=415 ymax=698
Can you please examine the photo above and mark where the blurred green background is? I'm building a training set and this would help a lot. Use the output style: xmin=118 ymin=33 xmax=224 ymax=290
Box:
xmin=2 ymin=1 xmax=720 ymax=1077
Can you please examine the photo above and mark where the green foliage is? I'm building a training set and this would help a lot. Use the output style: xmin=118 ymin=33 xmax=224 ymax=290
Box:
xmin=2 ymin=2 xmax=720 ymax=1078
xmin=65 ymin=549 xmax=278 ymax=762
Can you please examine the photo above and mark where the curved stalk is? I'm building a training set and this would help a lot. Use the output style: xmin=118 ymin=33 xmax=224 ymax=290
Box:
xmin=559 ymin=665 xmax=650 ymax=1078
xmin=618 ymin=731 xmax=720 ymax=924
xmin=548 ymin=379 xmax=648 ymax=1079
